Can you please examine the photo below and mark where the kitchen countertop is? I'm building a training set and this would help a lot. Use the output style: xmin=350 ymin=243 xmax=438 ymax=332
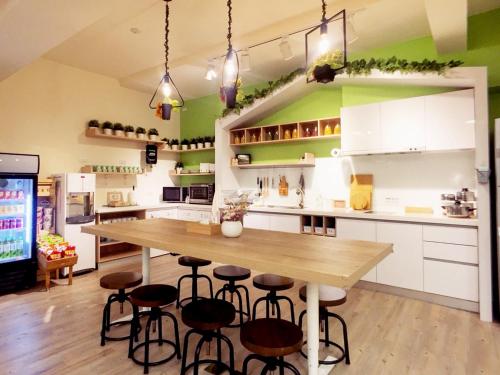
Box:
xmin=248 ymin=205 xmax=478 ymax=227
xmin=96 ymin=202 xmax=213 ymax=214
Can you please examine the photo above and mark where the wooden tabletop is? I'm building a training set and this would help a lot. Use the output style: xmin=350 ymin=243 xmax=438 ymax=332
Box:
xmin=82 ymin=219 xmax=392 ymax=288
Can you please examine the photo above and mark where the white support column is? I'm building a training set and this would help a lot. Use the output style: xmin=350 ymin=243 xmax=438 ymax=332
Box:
xmin=307 ymin=282 xmax=320 ymax=375
xmin=142 ymin=247 xmax=151 ymax=285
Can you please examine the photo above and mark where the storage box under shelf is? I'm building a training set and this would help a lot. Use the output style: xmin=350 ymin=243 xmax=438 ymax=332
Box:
xmin=300 ymin=215 xmax=336 ymax=237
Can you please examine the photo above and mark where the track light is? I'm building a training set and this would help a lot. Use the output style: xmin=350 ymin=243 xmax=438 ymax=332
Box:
xmin=205 ymin=59 xmax=217 ymax=81
xmin=279 ymin=36 xmax=294 ymax=61
xmin=240 ymin=49 xmax=251 ymax=72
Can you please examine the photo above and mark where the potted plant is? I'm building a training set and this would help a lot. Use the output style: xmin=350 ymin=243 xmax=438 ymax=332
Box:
xmin=136 ymin=126 xmax=146 ymax=140
xmin=113 ymin=123 xmax=124 ymax=136
xmin=180 ymin=139 xmax=189 ymax=151
xmin=158 ymin=98 xmax=181 ymax=121
xmin=175 ymin=161 xmax=184 ymax=174
xmin=171 ymin=139 xmax=179 ymax=151
xmin=148 ymin=128 xmax=159 ymax=141
xmin=102 ymin=121 xmax=113 ymax=135
xmin=196 ymin=136 xmax=204 ymax=149
xmin=204 ymin=136 xmax=212 ymax=148
xmin=307 ymin=50 xmax=344 ymax=84
xmin=211 ymin=136 xmax=215 ymax=147
xmin=87 ymin=119 xmax=100 ymax=134
xmin=161 ymin=138 xmax=170 ymax=150
xmin=190 ymin=138 xmax=197 ymax=150
xmin=124 ymin=125 xmax=135 ymax=138
xmin=220 ymin=194 xmax=249 ymax=238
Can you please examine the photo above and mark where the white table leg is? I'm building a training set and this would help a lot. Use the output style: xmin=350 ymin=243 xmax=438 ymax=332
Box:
xmin=142 ymin=247 xmax=151 ymax=285
xmin=307 ymin=282 xmax=320 ymax=375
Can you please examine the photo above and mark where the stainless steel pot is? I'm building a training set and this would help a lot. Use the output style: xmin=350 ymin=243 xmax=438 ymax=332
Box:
xmin=441 ymin=193 xmax=455 ymax=201
xmin=442 ymin=200 xmax=476 ymax=218
xmin=456 ymin=188 xmax=475 ymax=202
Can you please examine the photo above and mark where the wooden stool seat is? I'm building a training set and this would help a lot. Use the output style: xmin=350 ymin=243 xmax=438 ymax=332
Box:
xmin=299 ymin=285 xmax=347 ymax=307
xmin=253 ymin=274 xmax=294 ymax=291
xmin=100 ymin=272 xmax=143 ymax=290
xmin=178 ymin=256 xmax=211 ymax=267
xmin=182 ymin=299 xmax=235 ymax=331
xmin=213 ymin=265 xmax=251 ymax=281
xmin=241 ymin=318 xmax=303 ymax=358
xmin=130 ymin=284 xmax=178 ymax=308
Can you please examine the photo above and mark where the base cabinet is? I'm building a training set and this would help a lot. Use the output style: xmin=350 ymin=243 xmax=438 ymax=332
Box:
xmin=376 ymin=222 xmax=423 ymax=290
xmin=244 ymin=212 xmax=301 ymax=233
xmin=336 ymin=218 xmax=377 ymax=282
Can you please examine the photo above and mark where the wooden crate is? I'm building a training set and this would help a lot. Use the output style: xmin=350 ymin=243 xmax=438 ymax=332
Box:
xmin=38 ymin=254 xmax=78 ymax=290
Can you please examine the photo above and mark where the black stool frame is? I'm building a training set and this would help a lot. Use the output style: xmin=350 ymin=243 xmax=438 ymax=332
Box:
xmin=100 ymin=288 xmax=141 ymax=346
xmin=180 ymin=328 xmax=235 ymax=375
xmin=128 ymin=306 xmax=181 ymax=374
xmin=215 ymin=281 xmax=250 ymax=328
xmin=252 ymin=290 xmax=295 ymax=324
xmin=242 ymin=354 xmax=300 ymax=375
xmin=298 ymin=307 xmax=350 ymax=365
xmin=176 ymin=266 xmax=214 ymax=309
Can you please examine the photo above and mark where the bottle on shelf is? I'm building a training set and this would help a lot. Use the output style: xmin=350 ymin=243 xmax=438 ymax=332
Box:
xmin=274 ymin=130 xmax=279 ymax=140
xmin=292 ymin=128 xmax=298 ymax=139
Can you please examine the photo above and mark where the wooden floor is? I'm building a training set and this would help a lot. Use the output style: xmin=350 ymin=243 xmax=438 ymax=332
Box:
xmin=0 ymin=254 xmax=499 ymax=375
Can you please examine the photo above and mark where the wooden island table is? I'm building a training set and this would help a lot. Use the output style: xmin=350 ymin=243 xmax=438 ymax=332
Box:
xmin=82 ymin=218 xmax=392 ymax=374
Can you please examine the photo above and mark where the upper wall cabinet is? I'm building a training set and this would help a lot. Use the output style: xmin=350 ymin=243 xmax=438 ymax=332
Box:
xmin=424 ymin=89 xmax=475 ymax=151
xmin=340 ymin=103 xmax=381 ymax=154
xmin=340 ymin=89 xmax=475 ymax=155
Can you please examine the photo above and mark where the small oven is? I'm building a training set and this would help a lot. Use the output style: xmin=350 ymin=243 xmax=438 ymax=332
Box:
xmin=189 ymin=183 xmax=215 ymax=204
xmin=162 ymin=186 xmax=188 ymax=203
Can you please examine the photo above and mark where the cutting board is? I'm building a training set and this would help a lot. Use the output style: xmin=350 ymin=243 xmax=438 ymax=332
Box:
xmin=350 ymin=174 xmax=373 ymax=210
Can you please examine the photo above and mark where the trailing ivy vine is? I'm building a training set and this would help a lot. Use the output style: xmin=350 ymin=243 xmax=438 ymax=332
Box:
xmin=221 ymin=57 xmax=463 ymax=118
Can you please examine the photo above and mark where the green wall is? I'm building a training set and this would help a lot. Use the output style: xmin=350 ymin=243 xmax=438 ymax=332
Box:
xmin=179 ymin=8 xmax=500 ymax=165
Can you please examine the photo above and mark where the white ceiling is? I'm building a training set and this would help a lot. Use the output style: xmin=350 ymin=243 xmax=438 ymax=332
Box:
xmin=1 ymin=0 xmax=498 ymax=99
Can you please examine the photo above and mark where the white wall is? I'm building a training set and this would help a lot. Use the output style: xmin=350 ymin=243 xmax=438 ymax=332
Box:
xmin=229 ymin=151 xmax=476 ymax=213
xmin=0 ymin=58 xmax=180 ymax=205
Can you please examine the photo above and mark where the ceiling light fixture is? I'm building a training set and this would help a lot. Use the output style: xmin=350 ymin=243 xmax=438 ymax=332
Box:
xmin=220 ymin=0 xmax=239 ymax=109
xmin=148 ymin=0 xmax=183 ymax=120
xmin=305 ymin=1 xmax=347 ymax=84
xmin=205 ymin=59 xmax=217 ymax=81
xmin=279 ymin=36 xmax=294 ymax=61
xmin=240 ymin=48 xmax=251 ymax=72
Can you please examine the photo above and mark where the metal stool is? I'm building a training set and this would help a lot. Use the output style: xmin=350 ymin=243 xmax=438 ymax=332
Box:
xmin=252 ymin=273 xmax=296 ymax=323
xmin=99 ymin=271 xmax=142 ymax=346
xmin=213 ymin=265 xmax=251 ymax=328
xmin=298 ymin=285 xmax=350 ymax=365
xmin=128 ymin=284 xmax=181 ymax=374
xmin=176 ymin=256 xmax=214 ymax=309
xmin=241 ymin=318 xmax=303 ymax=375
xmin=180 ymin=299 xmax=236 ymax=375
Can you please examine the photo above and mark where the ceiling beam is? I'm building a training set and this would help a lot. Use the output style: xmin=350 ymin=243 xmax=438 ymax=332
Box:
xmin=424 ymin=0 xmax=467 ymax=54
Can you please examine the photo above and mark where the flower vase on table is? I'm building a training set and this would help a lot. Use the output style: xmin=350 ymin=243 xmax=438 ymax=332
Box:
xmin=220 ymin=193 xmax=249 ymax=238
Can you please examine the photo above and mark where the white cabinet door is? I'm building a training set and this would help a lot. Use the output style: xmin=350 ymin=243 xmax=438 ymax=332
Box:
xmin=336 ymin=218 xmax=377 ymax=282
xmin=424 ymin=259 xmax=478 ymax=301
xmin=243 ymin=212 xmax=270 ymax=230
xmin=424 ymin=89 xmax=475 ymax=151
xmin=268 ymin=215 xmax=301 ymax=233
xmin=340 ymin=103 xmax=381 ymax=155
xmin=380 ymin=97 xmax=425 ymax=152
xmin=376 ymin=222 xmax=423 ymax=291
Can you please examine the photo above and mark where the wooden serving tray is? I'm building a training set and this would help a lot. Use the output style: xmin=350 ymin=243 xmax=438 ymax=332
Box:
xmin=186 ymin=222 xmax=221 ymax=236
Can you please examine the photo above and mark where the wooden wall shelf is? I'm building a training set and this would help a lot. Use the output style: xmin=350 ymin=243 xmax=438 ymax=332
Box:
xmin=169 ymin=171 xmax=215 ymax=176
xmin=234 ymin=161 xmax=315 ymax=169
xmin=86 ymin=128 xmax=165 ymax=146
xmin=161 ymin=147 xmax=215 ymax=153
xmin=229 ymin=117 xmax=340 ymax=146
xmin=81 ymin=166 xmax=143 ymax=176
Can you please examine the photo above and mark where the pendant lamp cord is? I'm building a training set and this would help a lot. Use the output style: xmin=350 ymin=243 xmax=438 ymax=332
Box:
xmin=227 ymin=0 xmax=232 ymax=51
xmin=164 ymin=0 xmax=170 ymax=73
xmin=321 ymin=0 xmax=327 ymax=23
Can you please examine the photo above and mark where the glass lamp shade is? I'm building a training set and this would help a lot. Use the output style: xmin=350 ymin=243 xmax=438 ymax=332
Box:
xmin=221 ymin=49 xmax=239 ymax=109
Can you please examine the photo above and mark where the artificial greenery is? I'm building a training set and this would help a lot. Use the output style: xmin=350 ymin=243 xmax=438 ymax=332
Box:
xmin=307 ymin=50 xmax=344 ymax=78
xmin=135 ymin=127 xmax=146 ymax=134
xmin=196 ymin=136 xmax=204 ymax=143
xmin=211 ymin=136 xmax=215 ymax=143
xmin=148 ymin=128 xmax=159 ymax=136
xmin=102 ymin=121 xmax=113 ymax=130
xmin=113 ymin=123 xmax=124 ymax=131
xmin=221 ymin=57 xmax=463 ymax=117
xmin=88 ymin=119 xmax=99 ymax=128
xmin=345 ymin=56 xmax=463 ymax=76
xmin=175 ymin=161 xmax=184 ymax=169
xmin=124 ymin=125 xmax=134 ymax=133
xmin=190 ymin=138 xmax=197 ymax=144
xmin=181 ymin=139 xmax=189 ymax=145
xmin=204 ymin=136 xmax=212 ymax=143
xmin=161 ymin=137 xmax=170 ymax=144
xmin=171 ymin=139 xmax=179 ymax=145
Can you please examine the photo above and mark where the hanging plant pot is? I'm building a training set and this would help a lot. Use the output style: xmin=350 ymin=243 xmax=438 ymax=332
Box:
xmin=161 ymin=103 xmax=172 ymax=120
xmin=312 ymin=64 xmax=337 ymax=83
xmin=224 ymin=86 xmax=237 ymax=109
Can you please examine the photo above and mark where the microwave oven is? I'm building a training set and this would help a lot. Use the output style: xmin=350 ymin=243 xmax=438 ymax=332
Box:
xmin=189 ymin=183 xmax=215 ymax=204
xmin=162 ymin=186 xmax=188 ymax=202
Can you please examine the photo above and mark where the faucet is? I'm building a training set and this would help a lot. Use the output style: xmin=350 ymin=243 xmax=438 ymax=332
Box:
xmin=296 ymin=186 xmax=305 ymax=209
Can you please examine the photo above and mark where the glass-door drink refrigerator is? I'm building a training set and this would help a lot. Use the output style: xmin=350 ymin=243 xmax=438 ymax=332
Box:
xmin=0 ymin=153 xmax=38 ymax=294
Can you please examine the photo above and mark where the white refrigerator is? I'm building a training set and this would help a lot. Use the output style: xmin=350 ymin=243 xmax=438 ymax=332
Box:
xmin=53 ymin=173 xmax=96 ymax=274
